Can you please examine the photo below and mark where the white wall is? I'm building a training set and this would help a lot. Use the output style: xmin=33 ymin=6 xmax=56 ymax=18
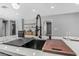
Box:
xmin=42 ymin=12 xmax=79 ymax=37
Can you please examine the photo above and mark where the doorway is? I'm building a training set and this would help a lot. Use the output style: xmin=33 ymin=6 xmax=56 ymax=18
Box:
xmin=2 ymin=20 xmax=7 ymax=36
xmin=46 ymin=22 xmax=52 ymax=36
xmin=10 ymin=21 xmax=16 ymax=35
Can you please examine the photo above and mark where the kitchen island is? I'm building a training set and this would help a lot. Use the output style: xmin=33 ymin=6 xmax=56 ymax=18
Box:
xmin=0 ymin=35 xmax=79 ymax=56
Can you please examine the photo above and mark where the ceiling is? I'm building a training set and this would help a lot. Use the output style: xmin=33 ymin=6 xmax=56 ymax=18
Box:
xmin=0 ymin=3 xmax=79 ymax=20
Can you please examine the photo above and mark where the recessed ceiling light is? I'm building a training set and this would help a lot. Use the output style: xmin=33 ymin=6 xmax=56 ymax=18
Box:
xmin=1 ymin=5 xmax=8 ymax=8
xmin=51 ymin=6 xmax=54 ymax=9
xmin=11 ymin=3 xmax=20 ymax=9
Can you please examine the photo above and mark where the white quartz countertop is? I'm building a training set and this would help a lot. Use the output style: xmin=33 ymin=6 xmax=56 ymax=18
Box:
xmin=0 ymin=36 xmax=79 ymax=56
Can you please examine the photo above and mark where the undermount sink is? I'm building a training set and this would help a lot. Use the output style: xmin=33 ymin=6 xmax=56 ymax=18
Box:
xmin=22 ymin=40 xmax=46 ymax=50
xmin=3 ymin=38 xmax=46 ymax=51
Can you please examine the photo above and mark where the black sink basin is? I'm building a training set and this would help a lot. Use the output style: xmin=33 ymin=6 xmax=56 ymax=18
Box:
xmin=3 ymin=38 xmax=46 ymax=51
xmin=22 ymin=40 xmax=46 ymax=50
